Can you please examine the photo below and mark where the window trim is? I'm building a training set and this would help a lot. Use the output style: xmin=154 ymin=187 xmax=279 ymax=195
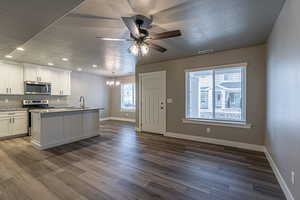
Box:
xmin=185 ymin=62 xmax=247 ymax=123
xmin=120 ymin=83 xmax=136 ymax=112
xmin=182 ymin=118 xmax=252 ymax=129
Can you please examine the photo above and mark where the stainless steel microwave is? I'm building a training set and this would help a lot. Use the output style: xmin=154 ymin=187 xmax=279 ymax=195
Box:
xmin=24 ymin=81 xmax=51 ymax=95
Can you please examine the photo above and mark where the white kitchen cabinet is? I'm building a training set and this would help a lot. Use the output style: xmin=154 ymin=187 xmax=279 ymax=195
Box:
xmin=23 ymin=64 xmax=71 ymax=96
xmin=0 ymin=66 xmax=9 ymax=94
xmin=23 ymin=65 xmax=38 ymax=82
xmin=0 ymin=116 xmax=11 ymax=137
xmin=11 ymin=114 xmax=28 ymax=135
xmin=9 ymin=64 xmax=24 ymax=95
xmin=51 ymin=69 xmax=71 ymax=96
xmin=61 ymin=71 xmax=71 ymax=96
xmin=0 ymin=111 xmax=28 ymax=138
xmin=0 ymin=62 xmax=24 ymax=95
xmin=24 ymin=64 xmax=52 ymax=83
xmin=49 ymin=70 xmax=61 ymax=96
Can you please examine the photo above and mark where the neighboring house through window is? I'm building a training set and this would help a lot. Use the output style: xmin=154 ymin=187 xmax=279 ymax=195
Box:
xmin=121 ymin=83 xmax=136 ymax=111
xmin=186 ymin=64 xmax=246 ymax=122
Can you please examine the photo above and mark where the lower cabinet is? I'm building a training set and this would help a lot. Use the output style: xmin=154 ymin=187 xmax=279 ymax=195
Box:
xmin=31 ymin=109 xmax=99 ymax=150
xmin=0 ymin=111 xmax=28 ymax=138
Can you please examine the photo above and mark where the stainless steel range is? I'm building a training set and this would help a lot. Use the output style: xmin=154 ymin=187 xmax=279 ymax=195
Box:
xmin=22 ymin=100 xmax=53 ymax=134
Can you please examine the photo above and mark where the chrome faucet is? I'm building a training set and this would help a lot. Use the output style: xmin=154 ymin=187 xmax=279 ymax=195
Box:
xmin=79 ymin=96 xmax=85 ymax=108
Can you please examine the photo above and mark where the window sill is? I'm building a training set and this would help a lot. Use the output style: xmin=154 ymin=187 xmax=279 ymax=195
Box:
xmin=121 ymin=109 xmax=136 ymax=113
xmin=182 ymin=118 xmax=252 ymax=129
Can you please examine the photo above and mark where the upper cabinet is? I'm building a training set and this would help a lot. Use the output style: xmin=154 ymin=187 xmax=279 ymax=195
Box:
xmin=50 ymin=69 xmax=71 ymax=96
xmin=0 ymin=62 xmax=24 ymax=95
xmin=23 ymin=64 xmax=52 ymax=83
xmin=23 ymin=64 xmax=71 ymax=96
xmin=0 ymin=62 xmax=71 ymax=96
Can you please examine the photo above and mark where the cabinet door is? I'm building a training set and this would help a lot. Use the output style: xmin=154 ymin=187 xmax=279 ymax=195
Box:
xmin=61 ymin=71 xmax=71 ymax=96
xmin=50 ymin=70 xmax=62 ymax=96
xmin=8 ymin=64 xmax=24 ymax=95
xmin=38 ymin=68 xmax=51 ymax=83
xmin=11 ymin=115 xmax=28 ymax=135
xmin=0 ymin=63 xmax=9 ymax=94
xmin=24 ymin=65 xmax=38 ymax=82
xmin=83 ymin=111 xmax=99 ymax=137
xmin=0 ymin=117 xmax=11 ymax=137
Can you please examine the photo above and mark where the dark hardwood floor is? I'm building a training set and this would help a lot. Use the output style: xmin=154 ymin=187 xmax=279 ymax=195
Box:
xmin=0 ymin=120 xmax=285 ymax=200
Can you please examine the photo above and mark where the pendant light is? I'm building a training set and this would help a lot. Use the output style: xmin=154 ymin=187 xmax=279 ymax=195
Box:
xmin=106 ymin=72 xmax=120 ymax=87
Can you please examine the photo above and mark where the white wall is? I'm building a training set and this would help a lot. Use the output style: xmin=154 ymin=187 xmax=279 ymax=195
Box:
xmin=109 ymin=75 xmax=136 ymax=120
xmin=266 ymin=0 xmax=299 ymax=199
xmin=69 ymin=71 xmax=110 ymax=118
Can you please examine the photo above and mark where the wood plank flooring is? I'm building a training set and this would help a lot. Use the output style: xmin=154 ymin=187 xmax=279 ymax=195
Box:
xmin=0 ymin=120 xmax=285 ymax=200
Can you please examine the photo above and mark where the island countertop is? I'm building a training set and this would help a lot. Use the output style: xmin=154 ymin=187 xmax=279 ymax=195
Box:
xmin=30 ymin=107 xmax=104 ymax=114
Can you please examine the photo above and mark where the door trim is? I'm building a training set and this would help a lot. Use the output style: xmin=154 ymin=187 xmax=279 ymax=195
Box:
xmin=138 ymin=71 xmax=166 ymax=134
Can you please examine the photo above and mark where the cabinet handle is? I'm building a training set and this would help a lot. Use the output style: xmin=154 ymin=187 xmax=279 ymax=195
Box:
xmin=9 ymin=118 xmax=11 ymax=123
xmin=13 ymin=117 xmax=15 ymax=123
xmin=6 ymin=88 xmax=8 ymax=93
xmin=10 ymin=88 xmax=11 ymax=94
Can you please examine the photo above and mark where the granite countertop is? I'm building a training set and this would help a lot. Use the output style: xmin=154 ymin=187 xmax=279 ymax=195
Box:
xmin=30 ymin=107 xmax=103 ymax=114
xmin=0 ymin=108 xmax=28 ymax=112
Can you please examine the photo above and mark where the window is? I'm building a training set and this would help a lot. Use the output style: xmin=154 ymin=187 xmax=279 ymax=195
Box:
xmin=121 ymin=83 xmax=136 ymax=111
xmin=186 ymin=65 xmax=246 ymax=122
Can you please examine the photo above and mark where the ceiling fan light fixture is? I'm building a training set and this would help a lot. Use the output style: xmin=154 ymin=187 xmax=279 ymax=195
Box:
xmin=129 ymin=42 xmax=149 ymax=56
xmin=129 ymin=43 xmax=139 ymax=56
xmin=140 ymin=43 xmax=149 ymax=56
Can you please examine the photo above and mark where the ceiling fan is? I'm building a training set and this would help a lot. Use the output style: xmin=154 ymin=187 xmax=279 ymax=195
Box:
xmin=96 ymin=15 xmax=182 ymax=56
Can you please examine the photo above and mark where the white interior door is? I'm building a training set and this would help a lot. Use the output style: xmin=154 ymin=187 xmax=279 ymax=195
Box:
xmin=140 ymin=71 xmax=166 ymax=134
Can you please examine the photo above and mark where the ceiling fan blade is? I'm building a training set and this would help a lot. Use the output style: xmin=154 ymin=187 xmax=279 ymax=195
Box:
xmin=121 ymin=17 xmax=140 ymax=39
xmin=150 ymin=30 xmax=181 ymax=40
xmin=147 ymin=42 xmax=167 ymax=53
xmin=96 ymin=37 xmax=131 ymax=41
xmin=67 ymin=13 xmax=120 ymax=21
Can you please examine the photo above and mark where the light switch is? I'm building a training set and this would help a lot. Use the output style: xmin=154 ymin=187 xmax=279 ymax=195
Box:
xmin=167 ymin=98 xmax=173 ymax=103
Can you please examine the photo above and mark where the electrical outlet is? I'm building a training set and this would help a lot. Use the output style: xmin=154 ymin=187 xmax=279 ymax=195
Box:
xmin=57 ymin=98 xmax=60 ymax=102
xmin=167 ymin=98 xmax=173 ymax=103
xmin=125 ymin=113 xmax=129 ymax=117
xmin=4 ymin=99 xmax=8 ymax=103
xmin=206 ymin=127 xmax=211 ymax=133
xmin=291 ymin=171 xmax=295 ymax=185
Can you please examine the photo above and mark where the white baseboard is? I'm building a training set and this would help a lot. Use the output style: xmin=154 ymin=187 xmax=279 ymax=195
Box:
xmin=99 ymin=117 xmax=110 ymax=121
xmin=165 ymin=132 xmax=265 ymax=152
xmin=100 ymin=117 xmax=135 ymax=123
xmin=264 ymin=148 xmax=294 ymax=200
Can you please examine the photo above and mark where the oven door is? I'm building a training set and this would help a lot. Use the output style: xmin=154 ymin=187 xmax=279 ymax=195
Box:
xmin=24 ymin=82 xmax=51 ymax=95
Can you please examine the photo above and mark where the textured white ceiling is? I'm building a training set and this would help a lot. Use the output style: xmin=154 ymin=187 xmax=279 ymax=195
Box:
xmin=3 ymin=0 xmax=285 ymax=77
xmin=0 ymin=0 xmax=84 ymax=56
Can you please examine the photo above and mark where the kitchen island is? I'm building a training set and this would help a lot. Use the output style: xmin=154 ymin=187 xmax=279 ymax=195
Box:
xmin=30 ymin=108 xmax=100 ymax=150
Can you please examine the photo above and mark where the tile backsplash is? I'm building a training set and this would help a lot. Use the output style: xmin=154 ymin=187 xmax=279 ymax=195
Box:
xmin=0 ymin=95 xmax=68 ymax=108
